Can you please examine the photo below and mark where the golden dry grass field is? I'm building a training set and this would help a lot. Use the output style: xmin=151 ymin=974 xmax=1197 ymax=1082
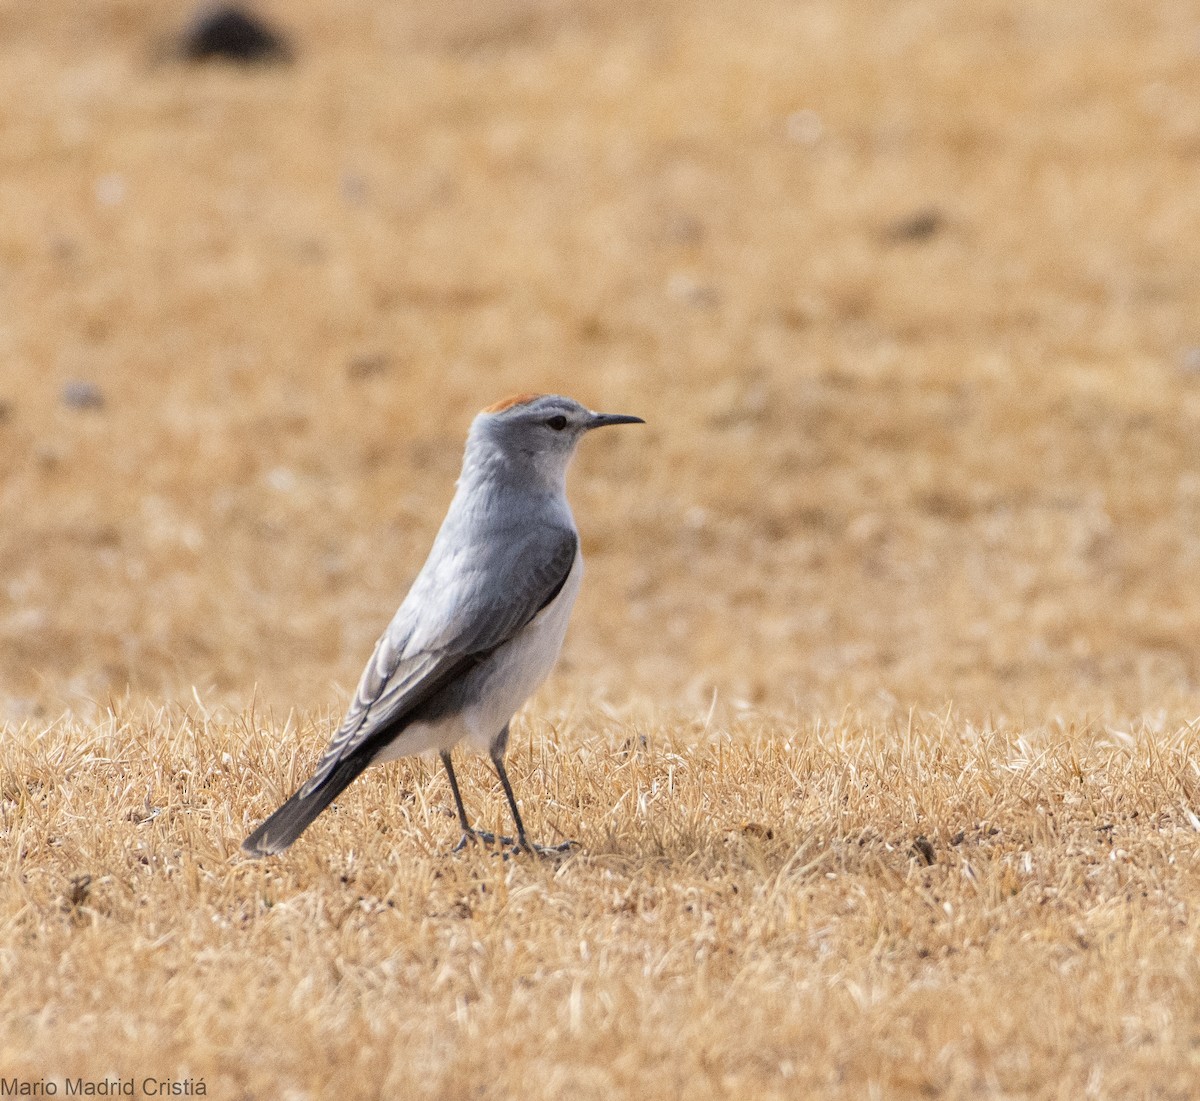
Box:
xmin=4 ymin=0 xmax=1200 ymax=1097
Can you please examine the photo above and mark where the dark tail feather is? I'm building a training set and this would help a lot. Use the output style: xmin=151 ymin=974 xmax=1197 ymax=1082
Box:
xmin=242 ymin=754 xmax=373 ymax=857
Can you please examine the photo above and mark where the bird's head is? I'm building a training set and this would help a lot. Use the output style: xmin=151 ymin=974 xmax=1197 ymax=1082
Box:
xmin=466 ymin=393 xmax=644 ymax=487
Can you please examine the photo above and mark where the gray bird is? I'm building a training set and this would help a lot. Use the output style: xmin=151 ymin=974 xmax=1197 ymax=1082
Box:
xmin=243 ymin=393 xmax=643 ymax=857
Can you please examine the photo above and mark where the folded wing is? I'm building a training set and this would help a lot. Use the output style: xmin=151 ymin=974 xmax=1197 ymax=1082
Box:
xmin=242 ymin=524 xmax=578 ymax=855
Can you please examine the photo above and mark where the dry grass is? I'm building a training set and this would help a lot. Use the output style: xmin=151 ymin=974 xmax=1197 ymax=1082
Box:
xmin=5 ymin=705 xmax=1200 ymax=1098
xmin=4 ymin=0 xmax=1200 ymax=1096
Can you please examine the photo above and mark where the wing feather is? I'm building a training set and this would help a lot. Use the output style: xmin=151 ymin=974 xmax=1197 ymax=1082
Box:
xmin=300 ymin=524 xmax=577 ymax=792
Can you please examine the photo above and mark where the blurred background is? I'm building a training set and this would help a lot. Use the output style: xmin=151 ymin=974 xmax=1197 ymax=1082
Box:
xmin=2 ymin=0 xmax=1199 ymax=722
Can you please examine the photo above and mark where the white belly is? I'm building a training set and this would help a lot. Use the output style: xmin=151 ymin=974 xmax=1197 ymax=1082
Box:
xmin=371 ymin=551 xmax=583 ymax=762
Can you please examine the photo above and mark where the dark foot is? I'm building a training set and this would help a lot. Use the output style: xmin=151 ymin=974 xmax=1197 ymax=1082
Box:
xmin=513 ymin=838 xmax=578 ymax=859
xmin=452 ymin=829 xmax=515 ymax=853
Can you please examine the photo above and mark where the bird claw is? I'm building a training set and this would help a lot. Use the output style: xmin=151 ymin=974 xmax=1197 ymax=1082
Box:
xmin=452 ymin=831 xmax=577 ymax=858
xmin=452 ymin=829 xmax=515 ymax=853
xmin=515 ymin=839 xmax=578 ymax=859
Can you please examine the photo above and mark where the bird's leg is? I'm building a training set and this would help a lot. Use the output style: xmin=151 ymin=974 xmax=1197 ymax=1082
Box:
xmin=490 ymin=745 xmax=532 ymax=853
xmin=490 ymin=729 xmax=574 ymax=857
xmin=441 ymin=750 xmax=472 ymax=834
xmin=443 ymin=749 xmax=511 ymax=850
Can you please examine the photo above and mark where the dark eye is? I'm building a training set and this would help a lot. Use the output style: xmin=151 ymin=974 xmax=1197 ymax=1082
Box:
xmin=545 ymin=415 xmax=568 ymax=431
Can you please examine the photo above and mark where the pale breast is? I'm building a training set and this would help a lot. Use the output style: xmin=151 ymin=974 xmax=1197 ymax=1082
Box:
xmin=459 ymin=549 xmax=584 ymax=750
xmin=369 ymin=549 xmax=584 ymax=764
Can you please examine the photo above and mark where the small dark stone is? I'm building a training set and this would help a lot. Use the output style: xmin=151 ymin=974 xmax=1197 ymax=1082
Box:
xmin=910 ymin=835 xmax=936 ymax=865
xmin=883 ymin=207 xmax=944 ymax=244
xmin=347 ymin=353 xmax=390 ymax=380
xmin=66 ymin=874 xmax=92 ymax=908
xmin=61 ymin=380 xmax=105 ymax=411
xmin=664 ymin=213 xmax=705 ymax=247
xmin=0 ymin=401 xmax=10 ymax=423
xmin=179 ymin=4 xmax=292 ymax=64
xmin=341 ymin=173 xmax=368 ymax=206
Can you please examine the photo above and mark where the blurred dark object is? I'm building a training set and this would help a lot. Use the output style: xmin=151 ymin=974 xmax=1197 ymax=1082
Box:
xmin=179 ymin=4 xmax=292 ymax=64
xmin=347 ymin=353 xmax=390 ymax=380
xmin=882 ymin=207 xmax=944 ymax=244
xmin=61 ymin=381 xmax=105 ymax=411
xmin=910 ymin=835 xmax=936 ymax=865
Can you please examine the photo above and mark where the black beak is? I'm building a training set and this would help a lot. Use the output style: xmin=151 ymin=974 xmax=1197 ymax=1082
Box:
xmin=585 ymin=411 xmax=645 ymax=430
